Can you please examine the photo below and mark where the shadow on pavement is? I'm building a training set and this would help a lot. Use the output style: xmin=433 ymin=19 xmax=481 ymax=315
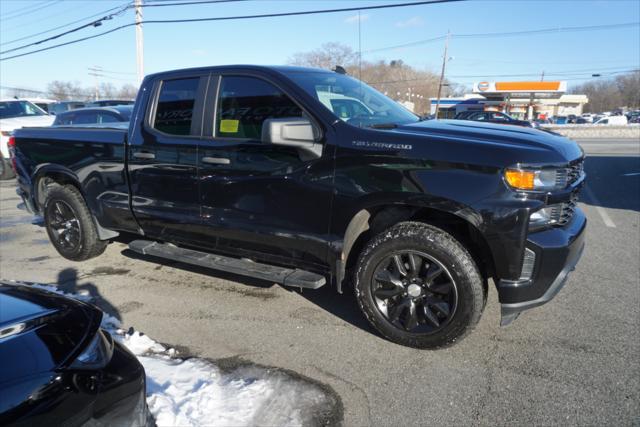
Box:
xmin=57 ymin=267 xmax=122 ymax=322
xmin=582 ymin=156 xmax=640 ymax=212
xmin=118 ymin=246 xmax=377 ymax=337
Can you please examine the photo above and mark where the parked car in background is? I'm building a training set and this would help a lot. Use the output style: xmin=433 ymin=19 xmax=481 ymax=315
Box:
xmin=594 ymin=115 xmax=628 ymax=125
xmin=52 ymin=105 xmax=133 ymax=126
xmin=86 ymin=99 xmax=135 ymax=107
xmin=0 ymin=281 xmax=151 ymax=426
xmin=626 ymin=111 xmax=640 ymax=123
xmin=454 ymin=110 xmax=533 ymax=127
xmin=12 ymin=65 xmax=586 ymax=349
xmin=23 ymin=98 xmax=57 ymax=114
xmin=532 ymin=118 xmax=552 ymax=128
xmin=580 ymin=113 xmax=595 ymax=123
xmin=0 ymin=99 xmax=55 ymax=179
xmin=48 ymin=101 xmax=86 ymax=115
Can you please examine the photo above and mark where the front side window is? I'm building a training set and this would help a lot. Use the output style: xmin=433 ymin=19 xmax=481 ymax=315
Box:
xmin=282 ymin=71 xmax=419 ymax=129
xmin=216 ymin=76 xmax=303 ymax=140
xmin=153 ymin=77 xmax=199 ymax=135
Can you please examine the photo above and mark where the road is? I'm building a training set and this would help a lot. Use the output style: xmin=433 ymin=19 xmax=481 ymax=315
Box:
xmin=1 ymin=138 xmax=638 ymax=426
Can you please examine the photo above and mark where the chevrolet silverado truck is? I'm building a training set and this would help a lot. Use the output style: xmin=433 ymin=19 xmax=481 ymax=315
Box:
xmin=11 ymin=66 xmax=586 ymax=348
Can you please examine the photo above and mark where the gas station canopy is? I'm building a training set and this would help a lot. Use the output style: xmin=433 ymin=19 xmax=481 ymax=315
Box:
xmin=472 ymin=81 xmax=567 ymax=94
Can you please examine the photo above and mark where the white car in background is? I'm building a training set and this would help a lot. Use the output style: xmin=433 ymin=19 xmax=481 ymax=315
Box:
xmin=0 ymin=99 xmax=55 ymax=179
xmin=593 ymin=115 xmax=628 ymax=125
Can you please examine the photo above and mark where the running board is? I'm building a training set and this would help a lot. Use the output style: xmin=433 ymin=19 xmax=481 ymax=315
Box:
xmin=128 ymin=240 xmax=326 ymax=289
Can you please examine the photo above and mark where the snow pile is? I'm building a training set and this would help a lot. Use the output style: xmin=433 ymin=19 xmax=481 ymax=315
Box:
xmin=28 ymin=283 xmax=339 ymax=426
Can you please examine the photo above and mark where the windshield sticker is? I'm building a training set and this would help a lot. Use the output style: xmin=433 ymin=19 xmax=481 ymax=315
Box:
xmin=219 ymin=119 xmax=239 ymax=133
xmin=352 ymin=140 xmax=412 ymax=150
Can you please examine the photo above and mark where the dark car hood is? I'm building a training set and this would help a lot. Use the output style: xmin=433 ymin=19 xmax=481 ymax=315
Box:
xmin=0 ymin=282 xmax=101 ymax=382
xmin=389 ymin=119 xmax=583 ymax=164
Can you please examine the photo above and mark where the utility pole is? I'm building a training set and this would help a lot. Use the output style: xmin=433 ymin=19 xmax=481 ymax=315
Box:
xmin=135 ymin=0 xmax=144 ymax=85
xmin=434 ymin=31 xmax=450 ymax=120
xmin=540 ymin=70 xmax=545 ymax=82
xmin=88 ymin=66 xmax=103 ymax=100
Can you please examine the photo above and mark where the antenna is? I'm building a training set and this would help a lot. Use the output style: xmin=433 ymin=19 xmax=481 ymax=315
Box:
xmin=434 ymin=30 xmax=451 ymax=120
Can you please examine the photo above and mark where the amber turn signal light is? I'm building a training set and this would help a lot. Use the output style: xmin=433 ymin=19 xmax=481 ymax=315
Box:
xmin=504 ymin=169 xmax=535 ymax=190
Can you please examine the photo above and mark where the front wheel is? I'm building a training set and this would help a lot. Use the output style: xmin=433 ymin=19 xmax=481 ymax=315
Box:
xmin=354 ymin=222 xmax=484 ymax=349
xmin=44 ymin=185 xmax=107 ymax=261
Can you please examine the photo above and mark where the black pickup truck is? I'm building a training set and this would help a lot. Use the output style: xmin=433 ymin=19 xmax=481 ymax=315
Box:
xmin=11 ymin=65 xmax=586 ymax=348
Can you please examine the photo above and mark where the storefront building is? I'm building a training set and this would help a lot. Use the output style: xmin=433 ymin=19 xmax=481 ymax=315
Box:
xmin=430 ymin=81 xmax=588 ymax=120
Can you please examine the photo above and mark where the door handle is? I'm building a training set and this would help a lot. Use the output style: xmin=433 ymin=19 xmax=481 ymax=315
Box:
xmin=132 ymin=151 xmax=155 ymax=160
xmin=201 ymin=156 xmax=230 ymax=165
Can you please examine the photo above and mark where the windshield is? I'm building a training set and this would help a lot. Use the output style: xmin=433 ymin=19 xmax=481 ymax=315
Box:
xmin=283 ymin=71 xmax=419 ymax=128
xmin=0 ymin=101 xmax=47 ymax=119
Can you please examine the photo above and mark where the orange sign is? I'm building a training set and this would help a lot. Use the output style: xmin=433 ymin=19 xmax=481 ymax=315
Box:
xmin=495 ymin=81 xmax=563 ymax=91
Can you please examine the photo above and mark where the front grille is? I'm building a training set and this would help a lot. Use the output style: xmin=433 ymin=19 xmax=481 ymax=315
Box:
xmin=549 ymin=192 xmax=579 ymax=225
xmin=555 ymin=160 xmax=584 ymax=189
xmin=567 ymin=160 xmax=584 ymax=184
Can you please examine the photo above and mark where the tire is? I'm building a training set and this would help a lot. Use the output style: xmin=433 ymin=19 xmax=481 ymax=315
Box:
xmin=0 ymin=158 xmax=15 ymax=180
xmin=44 ymin=184 xmax=107 ymax=261
xmin=354 ymin=221 xmax=484 ymax=349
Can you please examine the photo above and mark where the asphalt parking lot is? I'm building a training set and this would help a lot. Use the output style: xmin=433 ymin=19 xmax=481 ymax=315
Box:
xmin=1 ymin=138 xmax=638 ymax=426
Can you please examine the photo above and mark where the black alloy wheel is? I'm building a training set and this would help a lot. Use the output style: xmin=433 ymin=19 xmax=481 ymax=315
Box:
xmin=46 ymin=200 xmax=81 ymax=251
xmin=372 ymin=251 xmax=457 ymax=334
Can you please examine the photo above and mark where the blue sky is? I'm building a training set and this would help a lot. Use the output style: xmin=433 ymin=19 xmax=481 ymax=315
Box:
xmin=1 ymin=0 xmax=639 ymax=95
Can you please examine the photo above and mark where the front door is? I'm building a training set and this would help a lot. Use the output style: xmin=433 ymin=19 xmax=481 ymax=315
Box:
xmin=128 ymin=75 xmax=207 ymax=245
xmin=197 ymin=74 xmax=335 ymax=269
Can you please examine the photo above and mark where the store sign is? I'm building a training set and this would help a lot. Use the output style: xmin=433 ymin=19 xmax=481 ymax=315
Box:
xmin=477 ymin=82 xmax=490 ymax=91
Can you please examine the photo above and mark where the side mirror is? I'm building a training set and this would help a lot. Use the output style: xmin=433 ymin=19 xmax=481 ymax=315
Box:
xmin=261 ymin=117 xmax=322 ymax=159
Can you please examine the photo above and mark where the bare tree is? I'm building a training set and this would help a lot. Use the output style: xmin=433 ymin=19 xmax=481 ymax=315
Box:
xmin=47 ymin=80 xmax=88 ymax=100
xmin=288 ymin=43 xmax=443 ymax=114
xmin=98 ymin=82 xmax=117 ymax=99
xmin=289 ymin=42 xmax=357 ymax=70
xmin=570 ymin=71 xmax=639 ymax=112
xmin=117 ymin=84 xmax=138 ymax=100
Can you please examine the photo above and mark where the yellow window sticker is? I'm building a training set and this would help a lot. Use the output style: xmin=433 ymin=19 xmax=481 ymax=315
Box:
xmin=220 ymin=119 xmax=239 ymax=133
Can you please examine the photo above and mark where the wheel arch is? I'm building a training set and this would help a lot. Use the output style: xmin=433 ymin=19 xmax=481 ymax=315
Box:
xmin=33 ymin=165 xmax=118 ymax=240
xmin=338 ymin=202 xmax=495 ymax=295
xmin=33 ymin=164 xmax=82 ymax=211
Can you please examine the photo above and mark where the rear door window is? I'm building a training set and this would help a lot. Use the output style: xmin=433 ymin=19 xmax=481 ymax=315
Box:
xmin=153 ymin=77 xmax=200 ymax=135
xmin=216 ymin=76 xmax=303 ymax=140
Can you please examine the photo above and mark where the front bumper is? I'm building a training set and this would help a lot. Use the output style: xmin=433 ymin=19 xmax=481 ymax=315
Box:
xmin=498 ymin=207 xmax=586 ymax=325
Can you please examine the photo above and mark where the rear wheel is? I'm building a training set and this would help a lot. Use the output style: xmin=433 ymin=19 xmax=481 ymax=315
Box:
xmin=355 ymin=222 xmax=484 ymax=349
xmin=44 ymin=185 xmax=107 ymax=261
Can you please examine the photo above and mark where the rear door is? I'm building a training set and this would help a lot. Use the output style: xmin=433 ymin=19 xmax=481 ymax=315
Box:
xmin=128 ymin=74 xmax=208 ymax=244
xmin=196 ymin=74 xmax=335 ymax=269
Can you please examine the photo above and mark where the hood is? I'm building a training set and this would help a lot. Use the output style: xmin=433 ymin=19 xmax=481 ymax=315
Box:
xmin=0 ymin=115 xmax=55 ymax=131
xmin=388 ymin=119 xmax=583 ymax=165
xmin=0 ymin=282 xmax=100 ymax=382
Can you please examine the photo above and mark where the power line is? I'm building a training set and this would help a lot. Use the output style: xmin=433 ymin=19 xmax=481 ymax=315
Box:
xmin=0 ymin=0 xmax=63 ymax=22
xmin=0 ymin=4 xmax=131 ymax=55
xmin=0 ymin=1 xmax=48 ymax=18
xmin=366 ymin=68 xmax=640 ymax=86
xmin=363 ymin=21 xmax=640 ymax=53
xmin=0 ymin=0 xmax=464 ymax=61
xmin=0 ymin=2 xmax=132 ymax=47
xmin=140 ymin=0 xmax=250 ymax=6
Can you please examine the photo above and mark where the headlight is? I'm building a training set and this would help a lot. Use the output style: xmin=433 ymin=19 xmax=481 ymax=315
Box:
xmin=529 ymin=206 xmax=554 ymax=227
xmin=70 ymin=329 xmax=114 ymax=370
xmin=504 ymin=168 xmax=565 ymax=191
